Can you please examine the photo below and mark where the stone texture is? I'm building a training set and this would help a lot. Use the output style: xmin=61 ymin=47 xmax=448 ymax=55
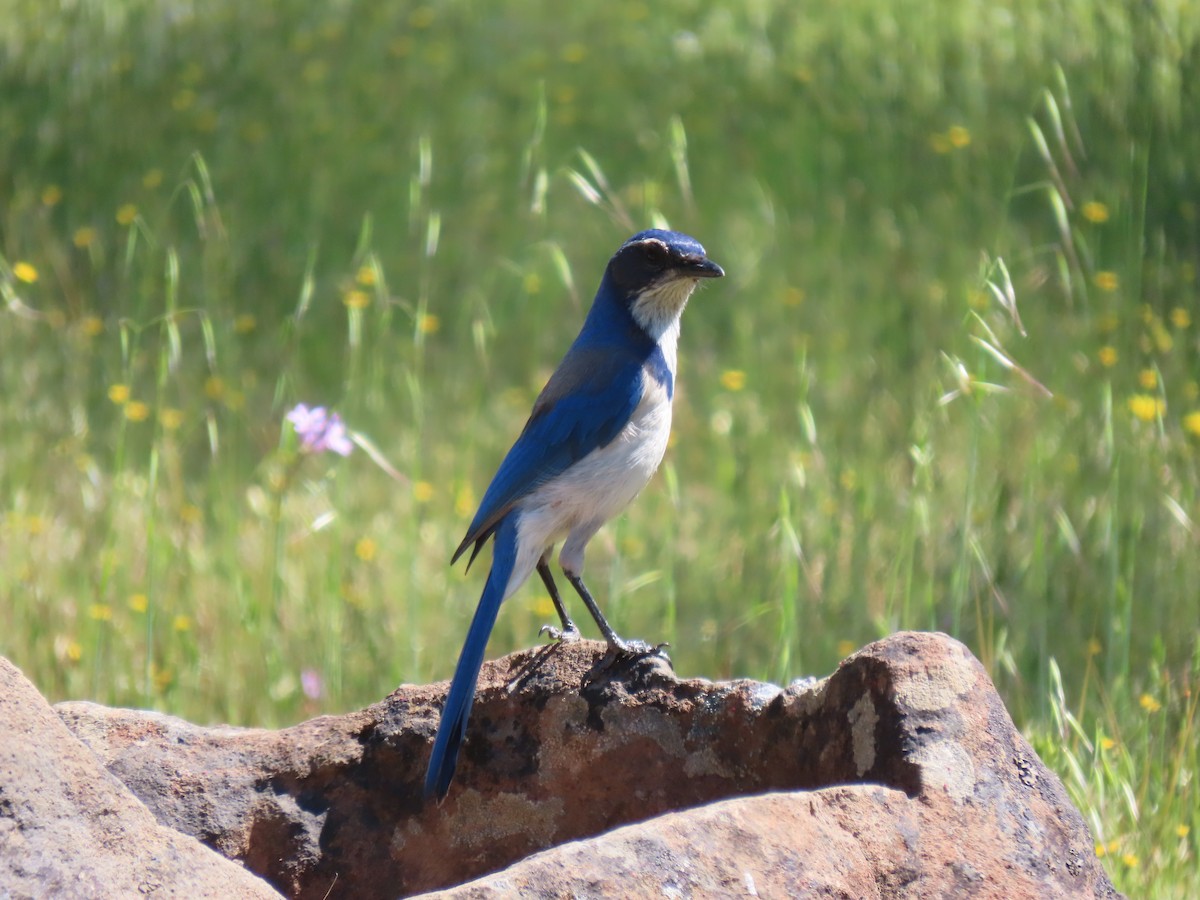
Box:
xmin=420 ymin=788 xmax=942 ymax=899
xmin=51 ymin=632 xmax=1120 ymax=899
xmin=0 ymin=657 xmax=280 ymax=899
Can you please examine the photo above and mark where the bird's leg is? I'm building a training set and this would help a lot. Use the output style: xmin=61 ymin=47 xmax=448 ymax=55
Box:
xmin=563 ymin=571 xmax=668 ymax=657
xmin=536 ymin=556 xmax=580 ymax=642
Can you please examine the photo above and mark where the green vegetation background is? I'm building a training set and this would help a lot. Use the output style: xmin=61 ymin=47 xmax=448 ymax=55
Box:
xmin=2 ymin=1 xmax=1197 ymax=893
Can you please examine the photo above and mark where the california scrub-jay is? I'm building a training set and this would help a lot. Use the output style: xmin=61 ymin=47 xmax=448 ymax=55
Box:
xmin=425 ymin=229 xmax=724 ymax=800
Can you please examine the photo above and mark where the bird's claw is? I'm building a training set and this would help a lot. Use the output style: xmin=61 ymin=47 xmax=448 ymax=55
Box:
xmin=609 ymin=638 xmax=671 ymax=661
xmin=539 ymin=623 xmax=582 ymax=644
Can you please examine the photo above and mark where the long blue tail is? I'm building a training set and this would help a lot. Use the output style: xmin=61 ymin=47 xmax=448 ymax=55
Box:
xmin=424 ymin=515 xmax=519 ymax=801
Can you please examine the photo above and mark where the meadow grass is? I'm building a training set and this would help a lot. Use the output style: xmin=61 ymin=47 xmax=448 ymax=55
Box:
xmin=2 ymin=0 xmax=1198 ymax=894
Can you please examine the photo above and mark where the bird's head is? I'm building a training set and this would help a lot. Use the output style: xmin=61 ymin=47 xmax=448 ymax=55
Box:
xmin=607 ymin=229 xmax=724 ymax=338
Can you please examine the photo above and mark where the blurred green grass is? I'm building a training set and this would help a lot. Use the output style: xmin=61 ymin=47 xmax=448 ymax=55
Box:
xmin=2 ymin=0 xmax=1198 ymax=893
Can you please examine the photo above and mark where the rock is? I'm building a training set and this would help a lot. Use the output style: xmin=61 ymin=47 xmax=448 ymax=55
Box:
xmin=0 ymin=657 xmax=281 ymax=899
xmin=52 ymin=632 xmax=1120 ymax=899
xmin=418 ymin=788 xmax=948 ymax=899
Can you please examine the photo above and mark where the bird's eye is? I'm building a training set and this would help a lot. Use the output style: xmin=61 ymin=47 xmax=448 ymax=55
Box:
xmin=643 ymin=241 xmax=668 ymax=266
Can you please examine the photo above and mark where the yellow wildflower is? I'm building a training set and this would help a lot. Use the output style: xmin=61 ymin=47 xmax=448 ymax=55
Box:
xmin=1170 ymin=307 xmax=1190 ymax=329
xmin=1128 ymin=394 xmax=1163 ymax=422
xmin=947 ymin=125 xmax=971 ymax=148
xmin=160 ymin=407 xmax=184 ymax=430
xmin=1121 ymin=854 xmax=1138 ymax=868
xmin=66 ymin=640 xmax=82 ymax=662
xmin=1099 ymin=737 xmax=1115 ymax=751
xmin=12 ymin=261 xmax=38 ymax=283
xmin=143 ymin=169 xmax=163 ymax=189
xmin=1153 ymin=324 xmax=1174 ymax=354
xmin=129 ymin=593 xmax=149 ymax=613
xmin=836 ymin=639 xmax=856 ymax=657
xmin=1081 ymin=202 xmax=1110 ymax=223
xmin=1087 ymin=638 xmax=1102 ymax=656
xmin=417 ymin=313 xmax=440 ymax=334
xmin=1093 ymin=271 xmax=1119 ymax=292
xmin=88 ymin=604 xmax=113 ymax=622
xmin=720 ymin=369 xmax=747 ymax=391
xmin=343 ymin=289 xmax=370 ymax=309
xmin=73 ymin=227 xmax=98 ymax=248
xmin=413 ymin=481 xmax=435 ymax=503
xmin=1183 ymin=411 xmax=1200 ymax=438
xmin=355 ymin=537 xmax=377 ymax=562
xmin=1139 ymin=693 xmax=1162 ymax=713
xmin=152 ymin=663 xmax=173 ymax=692
xmin=455 ymin=484 xmax=475 ymax=518
xmin=42 ymin=185 xmax=63 ymax=206
xmin=203 ymin=376 xmax=225 ymax=400
xmin=783 ymin=287 xmax=806 ymax=307
xmin=523 ymin=272 xmax=542 ymax=294
xmin=241 ymin=121 xmax=267 ymax=144
xmin=1097 ymin=346 xmax=1117 ymax=368
xmin=302 ymin=60 xmax=328 ymax=84
xmin=234 ymin=313 xmax=257 ymax=334
xmin=356 ymin=265 xmax=376 ymax=287
xmin=124 ymin=401 xmax=150 ymax=422
xmin=561 ymin=43 xmax=587 ymax=63
xmin=108 ymin=383 xmax=131 ymax=404
xmin=173 ymin=615 xmax=192 ymax=632
xmin=1094 ymin=843 xmax=1106 ymax=858
xmin=116 ymin=204 xmax=138 ymax=225
xmin=194 ymin=110 xmax=218 ymax=133
xmin=1178 ymin=825 xmax=1191 ymax=839
xmin=409 ymin=6 xmax=435 ymax=27
xmin=80 ymin=316 xmax=104 ymax=337
xmin=1138 ymin=369 xmax=1157 ymax=390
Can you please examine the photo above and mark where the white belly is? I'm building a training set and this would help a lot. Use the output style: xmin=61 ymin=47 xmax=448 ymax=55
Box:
xmin=504 ymin=374 xmax=673 ymax=597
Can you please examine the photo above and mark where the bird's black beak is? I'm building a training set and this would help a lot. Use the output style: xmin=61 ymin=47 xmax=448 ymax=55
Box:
xmin=684 ymin=256 xmax=725 ymax=279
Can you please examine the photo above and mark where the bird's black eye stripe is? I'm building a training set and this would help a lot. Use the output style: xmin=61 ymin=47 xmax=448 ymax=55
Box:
xmin=642 ymin=240 xmax=669 ymax=265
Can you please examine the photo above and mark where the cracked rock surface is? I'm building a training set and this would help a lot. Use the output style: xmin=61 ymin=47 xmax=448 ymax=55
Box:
xmin=40 ymin=632 xmax=1119 ymax=898
xmin=0 ymin=657 xmax=279 ymax=899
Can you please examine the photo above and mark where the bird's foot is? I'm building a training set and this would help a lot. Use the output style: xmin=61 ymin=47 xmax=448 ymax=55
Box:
xmin=539 ymin=622 xmax=582 ymax=644
xmin=607 ymin=637 xmax=671 ymax=662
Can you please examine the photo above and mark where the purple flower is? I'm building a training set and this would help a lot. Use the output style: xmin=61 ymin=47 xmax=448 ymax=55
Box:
xmin=300 ymin=667 xmax=324 ymax=701
xmin=287 ymin=403 xmax=353 ymax=457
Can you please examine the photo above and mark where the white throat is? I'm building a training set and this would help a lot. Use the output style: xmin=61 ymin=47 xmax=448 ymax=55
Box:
xmin=630 ymin=276 xmax=699 ymax=342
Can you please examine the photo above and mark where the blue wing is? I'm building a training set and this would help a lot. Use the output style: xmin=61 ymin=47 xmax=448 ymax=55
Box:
xmin=451 ymin=344 xmax=648 ymax=567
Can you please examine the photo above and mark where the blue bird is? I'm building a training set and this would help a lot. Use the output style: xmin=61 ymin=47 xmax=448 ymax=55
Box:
xmin=424 ymin=229 xmax=724 ymax=801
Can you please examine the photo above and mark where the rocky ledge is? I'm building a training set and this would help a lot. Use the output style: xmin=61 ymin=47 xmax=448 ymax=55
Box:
xmin=1 ymin=632 xmax=1119 ymax=898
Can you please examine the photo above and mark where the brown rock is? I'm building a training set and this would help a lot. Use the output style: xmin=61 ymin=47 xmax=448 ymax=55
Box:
xmin=55 ymin=632 xmax=1120 ymax=899
xmin=0 ymin=657 xmax=280 ymax=899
